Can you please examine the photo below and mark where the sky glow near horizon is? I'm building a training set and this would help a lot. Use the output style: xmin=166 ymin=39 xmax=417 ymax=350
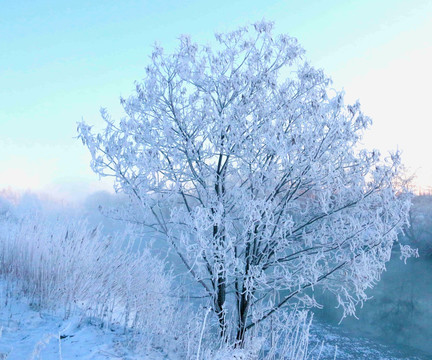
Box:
xmin=1 ymin=0 xmax=431 ymax=201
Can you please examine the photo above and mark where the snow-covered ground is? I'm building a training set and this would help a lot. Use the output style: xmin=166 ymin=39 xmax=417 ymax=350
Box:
xmin=0 ymin=295 xmax=150 ymax=360
xmin=0 ymin=293 xmax=427 ymax=360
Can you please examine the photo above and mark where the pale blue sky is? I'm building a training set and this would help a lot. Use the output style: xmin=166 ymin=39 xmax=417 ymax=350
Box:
xmin=1 ymin=0 xmax=431 ymax=200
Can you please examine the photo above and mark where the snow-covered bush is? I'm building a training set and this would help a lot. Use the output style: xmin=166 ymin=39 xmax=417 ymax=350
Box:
xmin=206 ymin=310 xmax=315 ymax=360
xmin=0 ymin=210 xmax=195 ymax=354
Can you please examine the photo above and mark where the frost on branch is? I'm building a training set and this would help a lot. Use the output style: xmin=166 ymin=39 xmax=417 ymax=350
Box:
xmin=78 ymin=21 xmax=414 ymax=345
xmin=400 ymin=244 xmax=419 ymax=264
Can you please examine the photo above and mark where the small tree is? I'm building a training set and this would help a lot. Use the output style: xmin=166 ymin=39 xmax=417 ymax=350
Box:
xmin=78 ymin=21 xmax=413 ymax=345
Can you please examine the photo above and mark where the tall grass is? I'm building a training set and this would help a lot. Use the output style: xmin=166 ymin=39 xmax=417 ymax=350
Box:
xmin=0 ymin=212 xmax=193 ymax=354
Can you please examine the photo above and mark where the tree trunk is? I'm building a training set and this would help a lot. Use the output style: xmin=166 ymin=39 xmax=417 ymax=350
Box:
xmin=235 ymin=292 xmax=249 ymax=346
xmin=216 ymin=274 xmax=227 ymax=339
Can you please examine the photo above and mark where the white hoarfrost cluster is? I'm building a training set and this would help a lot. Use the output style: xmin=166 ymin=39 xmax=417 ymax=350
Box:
xmin=78 ymin=20 xmax=413 ymax=351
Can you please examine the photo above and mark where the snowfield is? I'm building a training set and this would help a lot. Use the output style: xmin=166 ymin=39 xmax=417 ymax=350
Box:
xmin=0 ymin=289 xmax=426 ymax=360
xmin=0 ymin=303 xmax=129 ymax=359
xmin=0 ymin=285 xmax=195 ymax=360
xmin=0 ymin=291 xmax=147 ymax=360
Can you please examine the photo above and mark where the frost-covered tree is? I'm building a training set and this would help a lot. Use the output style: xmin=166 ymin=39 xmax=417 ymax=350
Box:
xmin=78 ymin=21 xmax=413 ymax=345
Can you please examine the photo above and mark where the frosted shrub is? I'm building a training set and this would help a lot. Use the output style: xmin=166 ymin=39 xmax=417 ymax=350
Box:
xmin=0 ymin=212 xmax=192 ymax=354
xmin=204 ymin=310 xmax=315 ymax=360
xmin=259 ymin=311 xmax=314 ymax=360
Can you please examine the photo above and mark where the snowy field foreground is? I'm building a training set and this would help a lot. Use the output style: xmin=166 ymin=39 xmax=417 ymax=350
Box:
xmin=0 ymin=290 xmax=426 ymax=360
xmin=0 ymin=290 xmax=158 ymax=360
xmin=0 ymin=294 xmax=139 ymax=360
